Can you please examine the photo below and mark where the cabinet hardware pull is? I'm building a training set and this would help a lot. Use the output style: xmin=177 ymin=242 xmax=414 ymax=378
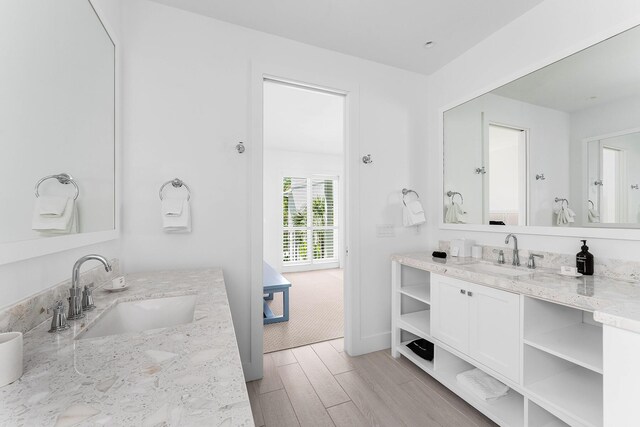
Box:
xmin=468 ymin=291 xmax=473 ymax=297
xmin=460 ymin=289 xmax=466 ymax=295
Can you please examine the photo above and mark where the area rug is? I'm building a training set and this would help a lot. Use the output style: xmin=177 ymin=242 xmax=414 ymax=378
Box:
xmin=264 ymin=269 xmax=343 ymax=353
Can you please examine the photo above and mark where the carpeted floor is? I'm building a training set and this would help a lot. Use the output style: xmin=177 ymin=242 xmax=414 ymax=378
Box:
xmin=263 ymin=268 xmax=344 ymax=353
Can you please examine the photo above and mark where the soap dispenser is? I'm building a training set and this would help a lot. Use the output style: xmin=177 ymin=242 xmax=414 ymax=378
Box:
xmin=576 ymin=239 xmax=594 ymax=276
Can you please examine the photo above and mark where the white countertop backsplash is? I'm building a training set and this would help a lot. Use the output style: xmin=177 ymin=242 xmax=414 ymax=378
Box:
xmin=0 ymin=268 xmax=253 ymax=427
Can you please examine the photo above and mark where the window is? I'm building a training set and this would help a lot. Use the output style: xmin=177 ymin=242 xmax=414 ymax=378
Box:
xmin=283 ymin=176 xmax=338 ymax=266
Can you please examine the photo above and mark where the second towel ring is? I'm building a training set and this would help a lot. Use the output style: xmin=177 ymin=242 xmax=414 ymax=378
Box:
xmin=554 ymin=197 xmax=569 ymax=208
xmin=35 ymin=173 xmax=79 ymax=200
xmin=401 ymin=188 xmax=419 ymax=206
xmin=159 ymin=178 xmax=191 ymax=201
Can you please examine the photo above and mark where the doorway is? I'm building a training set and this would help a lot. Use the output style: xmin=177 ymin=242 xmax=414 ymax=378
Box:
xmin=262 ymin=78 xmax=346 ymax=354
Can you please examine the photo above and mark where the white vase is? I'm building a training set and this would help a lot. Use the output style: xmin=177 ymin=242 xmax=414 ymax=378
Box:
xmin=0 ymin=332 xmax=23 ymax=387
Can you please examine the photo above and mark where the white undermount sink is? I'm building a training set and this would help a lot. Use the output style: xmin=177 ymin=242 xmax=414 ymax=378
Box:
xmin=77 ymin=294 xmax=197 ymax=340
xmin=467 ymin=263 xmax=532 ymax=278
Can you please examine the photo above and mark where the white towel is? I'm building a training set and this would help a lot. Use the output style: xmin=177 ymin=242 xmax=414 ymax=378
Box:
xmin=36 ymin=196 xmax=69 ymax=217
xmin=445 ymin=202 xmax=467 ymax=224
xmin=554 ymin=205 xmax=575 ymax=225
xmin=162 ymin=199 xmax=191 ymax=233
xmin=403 ymin=200 xmax=426 ymax=226
xmin=32 ymin=198 xmax=78 ymax=234
xmin=162 ymin=198 xmax=184 ymax=217
xmin=456 ymin=368 xmax=509 ymax=401
xmin=588 ymin=208 xmax=600 ymax=223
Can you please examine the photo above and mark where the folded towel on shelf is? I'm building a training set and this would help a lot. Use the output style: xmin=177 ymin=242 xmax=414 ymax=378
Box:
xmin=456 ymin=368 xmax=509 ymax=401
xmin=161 ymin=198 xmax=184 ymax=217
xmin=36 ymin=196 xmax=69 ymax=217
xmin=162 ymin=199 xmax=191 ymax=233
xmin=403 ymin=200 xmax=426 ymax=226
xmin=445 ymin=202 xmax=467 ymax=224
xmin=588 ymin=208 xmax=600 ymax=223
xmin=32 ymin=198 xmax=78 ymax=234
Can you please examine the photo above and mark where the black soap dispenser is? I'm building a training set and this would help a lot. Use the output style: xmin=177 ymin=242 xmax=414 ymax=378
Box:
xmin=576 ymin=239 xmax=594 ymax=276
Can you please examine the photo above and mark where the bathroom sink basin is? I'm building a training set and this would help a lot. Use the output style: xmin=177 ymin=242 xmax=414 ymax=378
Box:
xmin=77 ymin=294 xmax=197 ymax=340
xmin=467 ymin=263 xmax=532 ymax=278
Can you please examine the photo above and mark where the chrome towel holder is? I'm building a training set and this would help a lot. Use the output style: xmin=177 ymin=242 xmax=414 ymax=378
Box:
xmin=446 ymin=190 xmax=464 ymax=204
xmin=34 ymin=173 xmax=79 ymax=200
xmin=159 ymin=178 xmax=191 ymax=201
xmin=401 ymin=188 xmax=420 ymax=206
xmin=554 ymin=197 xmax=569 ymax=207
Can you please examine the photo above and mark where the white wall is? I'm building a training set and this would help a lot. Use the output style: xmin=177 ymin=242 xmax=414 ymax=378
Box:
xmin=427 ymin=0 xmax=640 ymax=259
xmin=120 ymin=0 xmax=430 ymax=379
xmin=444 ymin=93 xmax=570 ymax=226
xmin=263 ymin=149 xmax=344 ymax=272
xmin=0 ymin=0 xmax=122 ymax=310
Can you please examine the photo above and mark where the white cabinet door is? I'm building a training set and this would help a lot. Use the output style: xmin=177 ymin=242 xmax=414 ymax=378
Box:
xmin=431 ymin=274 xmax=470 ymax=354
xmin=468 ymin=282 xmax=520 ymax=383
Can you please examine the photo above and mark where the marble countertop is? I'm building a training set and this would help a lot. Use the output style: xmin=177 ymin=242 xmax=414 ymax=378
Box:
xmin=0 ymin=268 xmax=253 ymax=427
xmin=392 ymin=252 xmax=640 ymax=333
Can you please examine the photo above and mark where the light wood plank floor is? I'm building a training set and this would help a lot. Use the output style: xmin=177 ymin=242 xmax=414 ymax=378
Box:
xmin=247 ymin=339 xmax=497 ymax=427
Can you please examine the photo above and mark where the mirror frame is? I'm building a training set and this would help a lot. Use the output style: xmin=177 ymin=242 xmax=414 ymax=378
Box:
xmin=0 ymin=0 xmax=120 ymax=265
xmin=438 ymin=22 xmax=640 ymax=241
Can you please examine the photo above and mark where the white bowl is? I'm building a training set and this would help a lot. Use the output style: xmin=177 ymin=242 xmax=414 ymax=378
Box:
xmin=0 ymin=332 xmax=23 ymax=387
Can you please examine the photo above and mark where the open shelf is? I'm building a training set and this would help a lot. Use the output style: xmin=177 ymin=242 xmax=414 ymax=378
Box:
xmin=398 ymin=309 xmax=431 ymax=339
xmin=525 ymin=322 xmax=602 ymax=373
xmin=435 ymin=348 xmax=524 ymax=427
xmin=526 ymin=366 xmax=602 ymax=427
xmin=528 ymin=400 xmax=570 ymax=427
xmin=397 ymin=340 xmax=434 ymax=373
xmin=399 ymin=284 xmax=431 ymax=304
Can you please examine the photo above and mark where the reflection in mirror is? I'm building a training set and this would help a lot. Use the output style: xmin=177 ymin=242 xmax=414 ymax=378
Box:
xmin=0 ymin=0 xmax=115 ymax=244
xmin=587 ymin=130 xmax=640 ymax=224
xmin=443 ymin=23 xmax=640 ymax=229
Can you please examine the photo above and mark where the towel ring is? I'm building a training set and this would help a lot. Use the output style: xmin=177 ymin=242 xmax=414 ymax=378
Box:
xmin=446 ymin=190 xmax=464 ymax=204
xmin=588 ymin=199 xmax=594 ymax=209
xmin=554 ymin=197 xmax=569 ymax=208
xmin=159 ymin=178 xmax=191 ymax=201
xmin=401 ymin=188 xmax=419 ymax=207
xmin=34 ymin=173 xmax=79 ymax=200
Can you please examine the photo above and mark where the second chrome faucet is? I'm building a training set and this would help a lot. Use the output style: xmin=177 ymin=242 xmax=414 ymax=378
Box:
xmin=505 ymin=234 xmax=520 ymax=267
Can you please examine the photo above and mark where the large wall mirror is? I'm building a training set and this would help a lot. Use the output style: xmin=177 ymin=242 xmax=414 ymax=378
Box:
xmin=443 ymin=24 xmax=640 ymax=232
xmin=0 ymin=0 xmax=116 ymax=262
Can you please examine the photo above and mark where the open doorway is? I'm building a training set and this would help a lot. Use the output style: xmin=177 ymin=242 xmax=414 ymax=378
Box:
xmin=262 ymin=78 xmax=346 ymax=353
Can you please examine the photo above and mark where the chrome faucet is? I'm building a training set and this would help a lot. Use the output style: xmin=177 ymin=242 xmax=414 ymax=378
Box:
xmin=68 ymin=254 xmax=112 ymax=320
xmin=505 ymin=234 xmax=520 ymax=266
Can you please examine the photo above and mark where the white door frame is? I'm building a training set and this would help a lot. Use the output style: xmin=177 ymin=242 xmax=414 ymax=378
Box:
xmin=248 ymin=62 xmax=360 ymax=381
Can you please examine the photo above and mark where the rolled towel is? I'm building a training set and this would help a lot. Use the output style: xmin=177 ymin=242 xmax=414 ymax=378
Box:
xmin=403 ymin=200 xmax=426 ymax=226
xmin=32 ymin=198 xmax=78 ymax=234
xmin=36 ymin=196 xmax=69 ymax=217
xmin=162 ymin=199 xmax=191 ymax=233
xmin=456 ymin=368 xmax=509 ymax=401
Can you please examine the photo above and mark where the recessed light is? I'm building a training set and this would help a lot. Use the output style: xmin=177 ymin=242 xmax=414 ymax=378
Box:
xmin=423 ymin=41 xmax=435 ymax=49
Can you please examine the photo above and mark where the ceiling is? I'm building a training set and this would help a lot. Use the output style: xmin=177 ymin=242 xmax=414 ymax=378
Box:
xmin=493 ymin=24 xmax=640 ymax=113
xmin=147 ymin=0 xmax=545 ymax=75
xmin=263 ymin=80 xmax=344 ymax=155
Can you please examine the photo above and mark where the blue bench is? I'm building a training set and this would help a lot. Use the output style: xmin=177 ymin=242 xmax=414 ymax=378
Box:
xmin=263 ymin=262 xmax=292 ymax=324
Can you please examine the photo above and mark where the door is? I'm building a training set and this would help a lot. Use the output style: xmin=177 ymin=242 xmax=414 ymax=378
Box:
xmin=468 ymin=283 xmax=520 ymax=382
xmin=431 ymin=274 xmax=470 ymax=354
